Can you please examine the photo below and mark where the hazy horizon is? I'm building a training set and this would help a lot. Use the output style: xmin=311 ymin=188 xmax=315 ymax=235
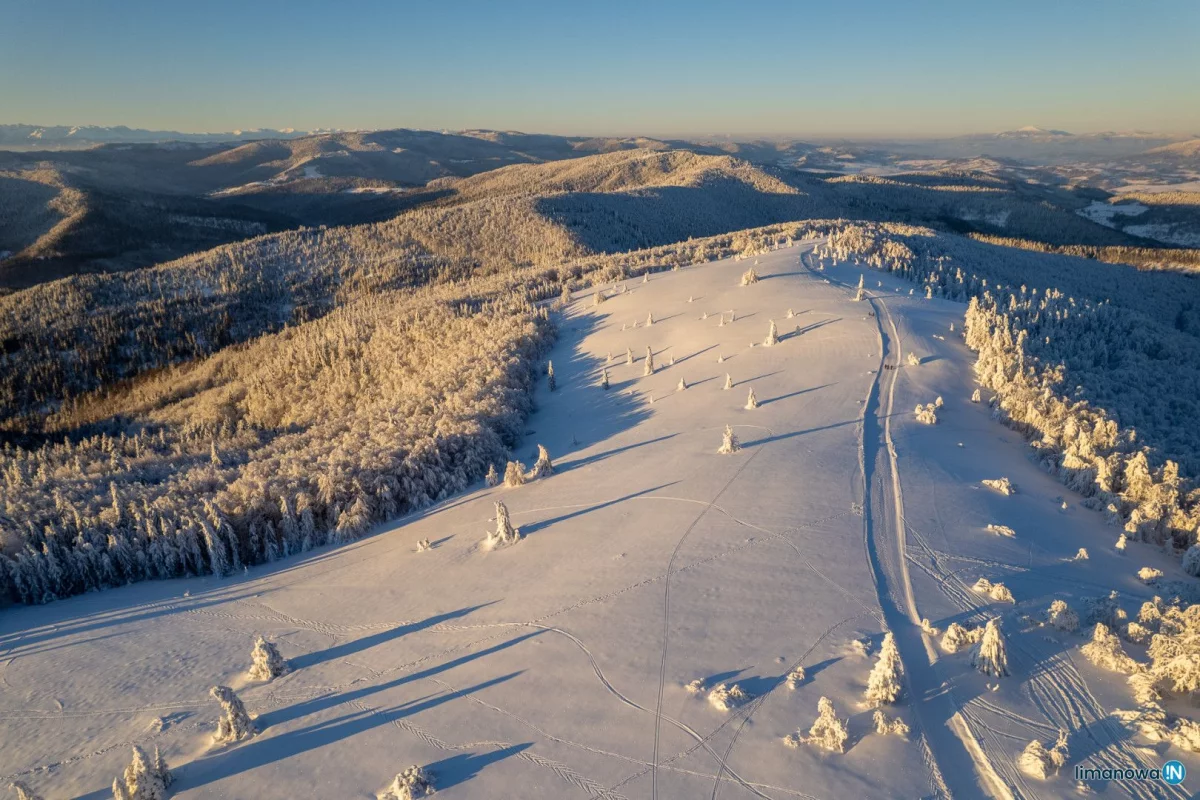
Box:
xmin=4 ymin=0 xmax=1198 ymax=138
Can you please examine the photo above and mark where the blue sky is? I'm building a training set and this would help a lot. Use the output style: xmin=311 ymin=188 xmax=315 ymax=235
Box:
xmin=2 ymin=0 xmax=1198 ymax=137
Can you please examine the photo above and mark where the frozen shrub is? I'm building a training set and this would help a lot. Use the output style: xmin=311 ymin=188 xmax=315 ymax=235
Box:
xmin=972 ymin=578 xmax=1014 ymax=604
xmin=1182 ymin=545 xmax=1200 ymax=577
xmin=941 ymin=623 xmax=983 ymax=653
xmin=503 ymin=460 xmax=526 ymax=487
xmin=1047 ymin=600 xmax=1079 ymax=633
xmin=1080 ymin=623 xmax=1141 ymax=674
xmin=920 ymin=618 xmax=940 ymax=636
xmin=972 ymin=619 xmax=1009 ymax=677
xmin=248 ymin=636 xmax=288 ymax=681
xmin=914 ymin=403 xmax=938 ymax=424
xmin=741 ymin=266 xmax=759 ymax=286
xmin=708 ymin=682 xmax=749 ymax=711
xmin=718 ymin=425 xmax=741 ymax=455
xmin=872 ymin=710 xmax=909 ymax=738
xmin=684 ymin=678 xmax=705 ymax=694
xmin=986 ymin=524 xmax=1016 ymax=537
xmin=763 ymin=320 xmax=778 ymax=347
xmin=211 ymin=685 xmax=256 ymax=744
xmin=785 ymin=666 xmax=806 ymax=689
xmin=934 ymin=395 xmax=944 ymax=408
xmin=379 ymin=765 xmax=434 ymax=799
xmin=981 ymin=477 xmax=1014 ymax=495
xmin=744 ymin=387 xmax=758 ymax=410
xmin=9 ymin=783 xmax=43 ymax=800
xmin=1073 ymin=548 xmax=1089 ymax=561
xmin=485 ymin=500 xmax=521 ymax=549
xmin=528 ymin=444 xmax=554 ymax=480
xmin=416 ymin=538 xmax=431 ymax=553
xmin=1137 ymin=567 xmax=1163 ymax=584
xmin=1017 ymin=731 xmax=1068 ymax=779
xmin=864 ymin=632 xmax=904 ymax=706
xmin=787 ymin=697 xmax=849 ymax=754
xmin=484 ymin=464 xmax=499 ymax=487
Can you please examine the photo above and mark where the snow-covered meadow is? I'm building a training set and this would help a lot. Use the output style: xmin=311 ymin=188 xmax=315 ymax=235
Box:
xmin=1 ymin=241 xmax=1196 ymax=799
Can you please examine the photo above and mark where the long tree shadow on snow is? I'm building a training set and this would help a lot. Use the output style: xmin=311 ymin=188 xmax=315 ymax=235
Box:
xmin=163 ymin=673 xmax=528 ymax=796
xmin=759 ymin=383 xmax=835 ymax=406
xmin=517 ymin=483 xmax=678 ymax=536
xmin=288 ymin=602 xmax=496 ymax=671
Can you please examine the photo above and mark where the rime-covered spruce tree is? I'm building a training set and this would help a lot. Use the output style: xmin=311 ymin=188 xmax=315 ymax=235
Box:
xmin=864 ymin=632 xmax=904 ymax=706
xmin=741 ymin=266 xmax=759 ymax=286
xmin=644 ymin=346 xmax=655 ymax=376
xmin=745 ymin=387 xmax=758 ymax=410
xmin=380 ymin=765 xmax=434 ymax=799
xmin=117 ymin=744 xmax=172 ymax=800
xmin=487 ymin=500 xmax=521 ymax=548
xmin=503 ymin=460 xmax=526 ymax=487
xmin=723 ymin=373 xmax=733 ymax=391
xmin=972 ymin=619 xmax=1009 ymax=677
xmin=248 ymin=636 xmax=288 ymax=681
xmin=529 ymin=444 xmax=553 ymax=480
xmin=790 ymin=696 xmax=849 ymax=753
xmin=484 ymin=464 xmax=499 ymax=487
xmin=676 ymin=377 xmax=687 ymax=392
xmin=211 ymin=685 xmax=256 ymax=744
xmin=718 ymin=425 xmax=741 ymax=455
xmin=600 ymin=369 xmax=610 ymax=390
xmin=546 ymin=361 xmax=556 ymax=392
xmin=646 ymin=312 xmax=654 ymax=327
xmin=626 ymin=347 xmax=634 ymax=366
xmin=9 ymin=782 xmax=43 ymax=800
xmin=763 ymin=319 xmax=779 ymax=347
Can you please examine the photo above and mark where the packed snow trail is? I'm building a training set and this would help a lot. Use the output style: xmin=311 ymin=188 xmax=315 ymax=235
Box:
xmin=805 ymin=250 xmax=1008 ymax=800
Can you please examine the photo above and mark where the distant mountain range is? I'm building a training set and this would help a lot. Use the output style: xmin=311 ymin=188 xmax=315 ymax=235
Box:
xmin=0 ymin=124 xmax=320 ymax=149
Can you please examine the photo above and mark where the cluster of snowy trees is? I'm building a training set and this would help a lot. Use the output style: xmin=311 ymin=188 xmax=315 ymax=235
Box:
xmin=817 ymin=222 xmax=1200 ymax=565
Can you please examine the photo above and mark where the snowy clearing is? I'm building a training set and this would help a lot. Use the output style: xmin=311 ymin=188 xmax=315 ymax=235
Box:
xmin=0 ymin=241 xmax=1196 ymax=799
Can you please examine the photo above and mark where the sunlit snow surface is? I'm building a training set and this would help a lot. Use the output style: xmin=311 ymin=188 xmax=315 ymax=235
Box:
xmin=1 ymin=241 xmax=1194 ymax=799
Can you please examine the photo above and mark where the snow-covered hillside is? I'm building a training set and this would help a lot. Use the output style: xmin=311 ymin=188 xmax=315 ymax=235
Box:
xmin=1 ymin=241 xmax=1196 ymax=799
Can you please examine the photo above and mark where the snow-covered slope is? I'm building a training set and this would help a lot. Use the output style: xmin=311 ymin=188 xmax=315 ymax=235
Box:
xmin=1 ymin=241 xmax=1195 ymax=799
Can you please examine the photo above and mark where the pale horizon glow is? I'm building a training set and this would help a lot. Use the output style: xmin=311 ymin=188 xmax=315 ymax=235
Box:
xmin=3 ymin=0 xmax=1198 ymax=139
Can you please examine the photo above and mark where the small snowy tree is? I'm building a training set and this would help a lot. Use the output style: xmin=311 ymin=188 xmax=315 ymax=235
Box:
xmin=872 ymin=710 xmax=909 ymax=737
xmin=118 ymin=745 xmax=171 ymax=800
xmin=592 ymin=289 xmax=606 ymax=306
xmin=1183 ymin=545 xmax=1200 ymax=577
xmin=484 ymin=464 xmax=499 ymax=487
xmin=971 ymin=388 xmax=982 ymax=403
xmin=914 ymin=403 xmax=938 ymax=424
xmin=718 ymin=425 xmax=741 ymax=455
xmin=907 ymin=352 xmax=921 ymax=367
xmin=981 ymin=477 xmax=1014 ymax=495
xmin=546 ymin=361 xmax=556 ymax=392
xmin=787 ymin=696 xmax=849 ymax=753
xmin=644 ymin=346 xmax=655 ymax=376
xmin=941 ymin=623 xmax=982 ymax=653
xmin=211 ymin=685 xmax=256 ymax=744
xmin=741 ymin=266 xmax=759 ymax=286
xmin=1018 ymin=731 xmax=1068 ymax=779
xmin=626 ymin=347 xmax=634 ymax=366
xmin=853 ymin=274 xmax=865 ymax=302
xmin=744 ymin=387 xmax=758 ymax=410
xmin=379 ymin=765 xmax=434 ymax=799
xmin=708 ymin=683 xmax=749 ymax=711
xmin=486 ymin=500 xmax=521 ymax=548
xmin=9 ymin=783 xmax=43 ymax=800
xmin=676 ymin=377 xmax=687 ymax=392
xmin=1047 ymin=600 xmax=1079 ymax=633
xmin=786 ymin=308 xmax=795 ymax=319
xmin=1080 ymin=623 xmax=1141 ymax=674
xmin=864 ymin=632 xmax=903 ymax=706
xmin=785 ymin=666 xmax=806 ymax=689
xmin=972 ymin=619 xmax=1009 ymax=677
xmin=1115 ymin=533 xmax=1128 ymax=554
xmin=763 ymin=320 xmax=779 ymax=347
xmin=723 ymin=373 xmax=733 ymax=391
xmin=1137 ymin=567 xmax=1163 ymax=585
xmin=247 ymin=636 xmax=288 ymax=681
xmin=600 ymin=369 xmax=610 ymax=390
xmin=503 ymin=460 xmax=526 ymax=487
xmin=528 ymin=444 xmax=554 ymax=480
xmin=646 ymin=311 xmax=654 ymax=327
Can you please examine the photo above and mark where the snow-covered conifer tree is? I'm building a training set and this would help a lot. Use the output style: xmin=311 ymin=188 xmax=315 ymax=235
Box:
xmin=529 ymin=445 xmax=553 ymax=480
xmin=1115 ymin=533 xmax=1127 ymax=554
xmin=118 ymin=744 xmax=171 ymax=800
xmin=592 ymin=289 xmax=606 ymax=306
xmin=741 ymin=266 xmax=759 ymax=286
xmin=248 ymin=636 xmax=288 ymax=681
xmin=211 ymin=685 xmax=256 ymax=744
xmin=546 ymin=361 xmax=556 ymax=392
xmin=646 ymin=312 xmax=654 ymax=327
xmin=745 ymin=387 xmax=758 ymax=410
xmin=9 ymin=782 xmax=43 ymax=800
xmin=718 ymin=425 xmax=740 ymax=455
xmin=485 ymin=464 xmax=499 ymax=487
xmin=786 ymin=308 xmax=795 ymax=319
xmin=787 ymin=696 xmax=849 ymax=753
xmin=972 ymin=619 xmax=1009 ymax=677
xmin=1182 ymin=544 xmax=1200 ymax=577
xmin=1047 ymin=600 xmax=1079 ymax=633
xmin=626 ymin=347 xmax=634 ymax=366
xmin=763 ymin=320 xmax=778 ymax=347
xmin=854 ymin=274 xmax=865 ymax=302
xmin=486 ymin=501 xmax=521 ymax=548
xmin=676 ymin=377 xmax=687 ymax=392
xmin=873 ymin=710 xmax=909 ymax=737
xmin=379 ymin=765 xmax=434 ymax=799
xmin=907 ymin=352 xmax=921 ymax=367
xmin=723 ymin=373 xmax=733 ymax=391
xmin=503 ymin=461 xmax=526 ymax=487
xmin=644 ymin=346 xmax=655 ymax=376
xmin=971 ymin=388 xmax=982 ymax=403
xmin=864 ymin=632 xmax=904 ymax=706
xmin=1080 ymin=623 xmax=1140 ymax=673
xmin=600 ymin=369 xmax=610 ymax=390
